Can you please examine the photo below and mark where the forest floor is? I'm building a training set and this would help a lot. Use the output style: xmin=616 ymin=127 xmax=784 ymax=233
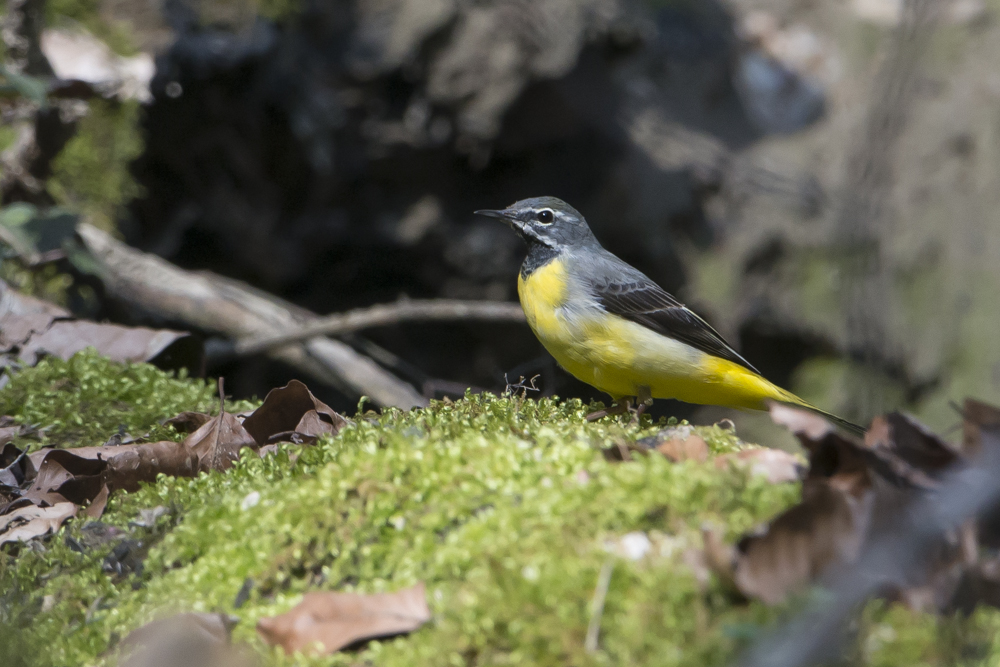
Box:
xmin=2 ymin=353 xmax=999 ymax=666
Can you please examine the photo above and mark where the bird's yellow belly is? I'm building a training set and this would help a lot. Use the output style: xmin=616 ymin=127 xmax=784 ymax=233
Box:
xmin=517 ymin=260 xmax=784 ymax=410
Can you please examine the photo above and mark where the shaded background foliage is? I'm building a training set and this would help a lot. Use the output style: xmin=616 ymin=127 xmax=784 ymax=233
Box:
xmin=2 ymin=0 xmax=998 ymax=435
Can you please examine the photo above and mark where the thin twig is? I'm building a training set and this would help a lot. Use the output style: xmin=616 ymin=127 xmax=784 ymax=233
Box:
xmin=585 ymin=559 xmax=615 ymax=653
xmin=234 ymin=299 xmax=526 ymax=357
xmin=503 ymin=373 xmax=540 ymax=397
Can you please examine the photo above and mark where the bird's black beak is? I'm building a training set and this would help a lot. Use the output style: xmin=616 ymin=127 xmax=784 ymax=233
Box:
xmin=474 ymin=209 xmax=511 ymax=221
xmin=476 ymin=208 xmax=524 ymax=232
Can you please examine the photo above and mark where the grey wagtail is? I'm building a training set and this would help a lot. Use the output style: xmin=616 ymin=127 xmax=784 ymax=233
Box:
xmin=476 ymin=196 xmax=864 ymax=434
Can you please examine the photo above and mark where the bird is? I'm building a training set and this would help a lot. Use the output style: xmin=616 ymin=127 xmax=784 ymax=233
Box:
xmin=476 ymin=196 xmax=864 ymax=435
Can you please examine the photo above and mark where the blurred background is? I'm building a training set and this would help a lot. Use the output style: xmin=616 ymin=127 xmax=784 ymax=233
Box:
xmin=1 ymin=0 xmax=997 ymax=440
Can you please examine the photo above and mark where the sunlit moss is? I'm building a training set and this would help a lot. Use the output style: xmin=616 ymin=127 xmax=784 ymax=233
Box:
xmin=0 ymin=360 xmax=995 ymax=666
xmin=0 ymin=351 xmax=219 ymax=450
xmin=47 ymin=99 xmax=144 ymax=232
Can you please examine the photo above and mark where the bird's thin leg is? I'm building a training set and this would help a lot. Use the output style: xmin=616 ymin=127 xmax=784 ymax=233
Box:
xmin=630 ymin=386 xmax=653 ymax=425
xmin=586 ymin=397 xmax=632 ymax=422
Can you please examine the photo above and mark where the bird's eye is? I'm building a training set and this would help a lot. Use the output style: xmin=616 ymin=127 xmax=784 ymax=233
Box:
xmin=537 ymin=209 xmax=554 ymax=224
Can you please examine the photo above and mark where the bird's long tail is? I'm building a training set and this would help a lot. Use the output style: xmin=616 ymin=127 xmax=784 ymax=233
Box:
xmin=773 ymin=391 xmax=867 ymax=438
xmin=709 ymin=357 xmax=867 ymax=437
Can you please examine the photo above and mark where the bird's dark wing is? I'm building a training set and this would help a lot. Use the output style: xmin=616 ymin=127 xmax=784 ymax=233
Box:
xmin=590 ymin=274 xmax=760 ymax=374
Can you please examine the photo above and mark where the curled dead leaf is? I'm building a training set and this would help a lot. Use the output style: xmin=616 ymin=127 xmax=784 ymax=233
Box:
xmin=17 ymin=383 xmax=255 ymax=508
xmin=769 ymin=403 xmax=835 ymax=442
xmin=861 ymin=413 xmax=958 ymax=488
xmin=256 ymin=583 xmax=431 ymax=655
xmin=27 ymin=441 xmax=195 ymax=494
xmin=26 ymin=448 xmax=107 ymax=504
xmin=163 ymin=412 xmax=213 ymax=434
xmin=242 ymin=380 xmax=347 ymax=447
xmin=0 ymin=502 xmax=76 ymax=546
xmin=183 ymin=402 xmax=256 ymax=474
xmin=722 ymin=403 xmax=983 ymax=607
xmin=716 ymin=404 xmax=881 ymax=604
xmin=733 ymin=481 xmax=872 ymax=604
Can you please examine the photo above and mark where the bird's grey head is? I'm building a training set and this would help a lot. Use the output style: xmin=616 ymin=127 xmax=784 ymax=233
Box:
xmin=475 ymin=197 xmax=597 ymax=250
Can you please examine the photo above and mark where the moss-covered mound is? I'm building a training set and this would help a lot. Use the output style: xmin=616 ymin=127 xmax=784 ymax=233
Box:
xmin=2 ymin=354 xmax=999 ymax=666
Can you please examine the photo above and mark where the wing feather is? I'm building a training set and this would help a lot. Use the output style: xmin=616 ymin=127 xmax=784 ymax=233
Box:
xmin=590 ymin=275 xmax=759 ymax=374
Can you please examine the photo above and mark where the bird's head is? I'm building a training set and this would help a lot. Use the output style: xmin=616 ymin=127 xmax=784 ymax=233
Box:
xmin=475 ymin=197 xmax=597 ymax=250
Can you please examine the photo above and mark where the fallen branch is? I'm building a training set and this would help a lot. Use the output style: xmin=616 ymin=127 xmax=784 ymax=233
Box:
xmin=75 ymin=223 xmax=427 ymax=409
xmin=234 ymin=299 xmax=525 ymax=357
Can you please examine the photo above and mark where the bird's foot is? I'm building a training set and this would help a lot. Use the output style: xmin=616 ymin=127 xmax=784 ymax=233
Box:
xmin=628 ymin=387 xmax=653 ymax=426
xmin=586 ymin=398 xmax=632 ymax=422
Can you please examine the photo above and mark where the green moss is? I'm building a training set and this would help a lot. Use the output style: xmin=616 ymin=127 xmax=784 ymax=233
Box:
xmin=0 ymin=262 xmax=74 ymax=308
xmin=47 ymin=99 xmax=144 ymax=232
xmin=1 ymin=361 xmax=996 ymax=666
xmin=0 ymin=351 xmax=219 ymax=450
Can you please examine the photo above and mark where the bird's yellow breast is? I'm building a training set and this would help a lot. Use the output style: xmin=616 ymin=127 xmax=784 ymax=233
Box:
xmin=517 ymin=257 xmax=791 ymax=410
xmin=517 ymin=258 xmax=570 ymax=340
xmin=517 ymin=258 xmax=646 ymax=396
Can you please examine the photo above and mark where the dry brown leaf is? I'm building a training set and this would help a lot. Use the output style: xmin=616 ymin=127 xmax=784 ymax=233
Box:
xmin=713 ymin=403 xmax=880 ymax=604
xmin=720 ymin=403 xmax=976 ymax=606
xmin=256 ymin=583 xmax=431 ymax=655
xmin=183 ymin=379 xmax=256 ymax=473
xmin=0 ymin=279 xmax=204 ymax=375
xmin=861 ymin=413 xmax=958 ymax=488
xmin=26 ymin=448 xmax=107 ymax=505
xmin=733 ymin=481 xmax=872 ymax=604
xmin=83 ymin=484 xmax=110 ymax=519
xmin=0 ymin=423 xmax=23 ymax=447
xmin=117 ymin=612 xmax=251 ymax=667
xmin=716 ymin=448 xmax=805 ymax=484
xmin=295 ymin=410 xmax=335 ymax=439
xmin=163 ymin=412 xmax=213 ymax=434
xmin=242 ymin=380 xmax=348 ymax=446
xmin=769 ymin=403 xmax=836 ymax=442
xmin=18 ymin=320 xmax=202 ymax=371
xmin=30 ymin=440 xmax=198 ymax=493
xmin=657 ymin=434 xmax=709 ymax=463
xmin=0 ymin=502 xmax=76 ymax=546
xmin=183 ymin=414 xmax=255 ymax=473
xmin=14 ymin=385 xmax=257 ymax=512
xmin=0 ymin=281 xmax=68 ymax=349
xmin=773 ymin=403 xmax=957 ymax=490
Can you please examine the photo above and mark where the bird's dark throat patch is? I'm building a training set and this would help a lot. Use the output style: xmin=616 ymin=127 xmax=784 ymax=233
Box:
xmin=520 ymin=243 xmax=561 ymax=279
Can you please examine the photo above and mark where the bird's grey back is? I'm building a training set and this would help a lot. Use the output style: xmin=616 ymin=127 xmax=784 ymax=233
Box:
xmin=567 ymin=244 xmax=673 ymax=302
